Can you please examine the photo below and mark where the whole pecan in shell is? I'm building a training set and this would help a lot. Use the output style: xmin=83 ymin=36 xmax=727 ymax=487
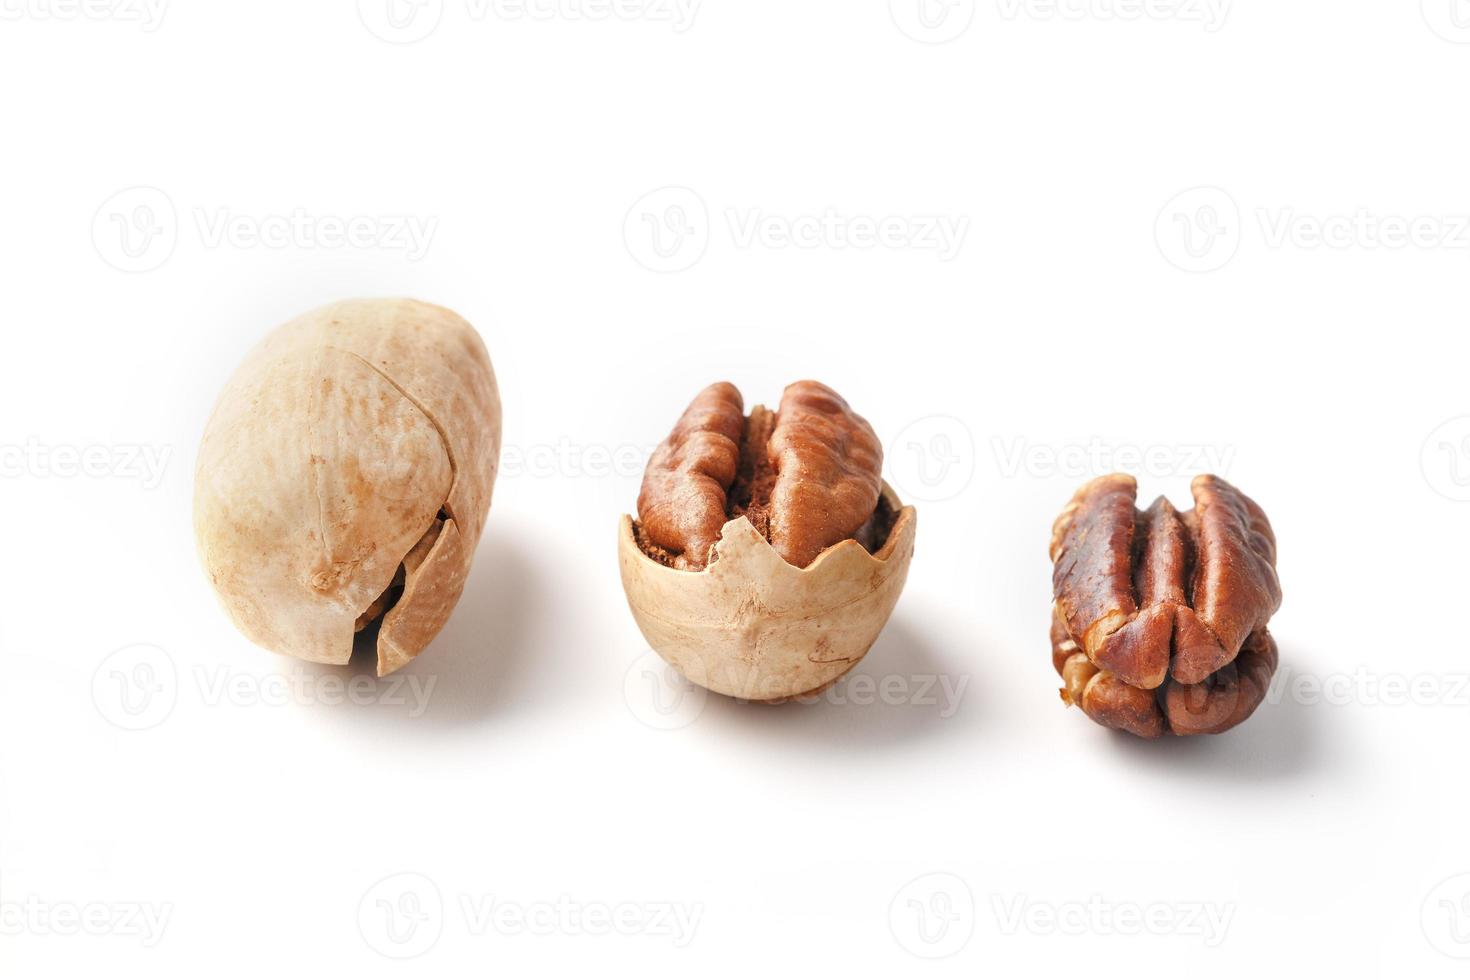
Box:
xmin=621 ymin=380 xmax=914 ymax=702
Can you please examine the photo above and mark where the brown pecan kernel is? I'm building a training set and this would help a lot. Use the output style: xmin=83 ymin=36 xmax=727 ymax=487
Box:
xmin=1049 ymin=473 xmax=1282 ymax=737
xmin=636 ymin=381 xmax=884 ymax=571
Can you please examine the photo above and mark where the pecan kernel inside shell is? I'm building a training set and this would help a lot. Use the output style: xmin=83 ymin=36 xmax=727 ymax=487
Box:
xmin=635 ymin=381 xmax=887 ymax=571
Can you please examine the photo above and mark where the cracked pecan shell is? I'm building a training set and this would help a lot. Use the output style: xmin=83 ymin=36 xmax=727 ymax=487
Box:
xmin=621 ymin=381 xmax=915 ymax=701
xmin=195 ymin=298 xmax=501 ymax=676
xmin=1049 ymin=474 xmax=1281 ymax=737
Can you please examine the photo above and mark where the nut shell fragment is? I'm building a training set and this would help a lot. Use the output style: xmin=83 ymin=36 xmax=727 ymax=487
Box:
xmin=194 ymin=298 xmax=501 ymax=676
xmin=620 ymin=484 xmax=916 ymax=701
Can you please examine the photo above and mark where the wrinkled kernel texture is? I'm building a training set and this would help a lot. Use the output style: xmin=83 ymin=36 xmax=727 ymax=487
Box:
xmin=636 ymin=381 xmax=886 ymax=571
xmin=1049 ymin=473 xmax=1282 ymax=737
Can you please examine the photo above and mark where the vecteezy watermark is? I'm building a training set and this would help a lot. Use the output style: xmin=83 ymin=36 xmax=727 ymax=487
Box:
xmin=623 ymin=187 xmax=709 ymax=273
xmin=623 ymin=650 xmax=708 ymax=731
xmin=1155 ymin=186 xmax=1240 ymax=273
xmin=192 ymin=666 xmax=437 ymax=716
xmin=1423 ymin=873 xmax=1470 ymax=959
xmin=1265 ymin=665 xmax=1470 ymax=710
xmin=889 ymin=874 xmax=1233 ymax=957
xmin=459 ymin=894 xmax=702 ymax=946
xmin=991 ymin=437 xmax=1236 ymax=480
xmin=889 ymin=873 xmax=976 ymax=959
xmin=995 ymin=0 xmax=1231 ymax=31
xmin=92 ymin=186 xmax=437 ymax=272
xmin=624 ymin=187 xmax=971 ymax=272
xmin=747 ymin=671 xmax=970 ymax=717
xmin=1157 ymin=186 xmax=1470 ymax=273
xmin=193 ymin=208 xmax=437 ymax=261
xmin=887 ymin=416 xmax=977 ymax=504
xmin=357 ymin=0 xmax=700 ymax=43
xmin=889 ymin=0 xmax=976 ymax=44
xmin=1422 ymin=0 xmax=1470 ymax=43
xmin=990 ymin=894 xmax=1234 ymax=946
xmin=725 ymin=208 xmax=969 ymax=262
xmin=624 ymin=650 xmax=970 ymax=727
xmin=500 ymin=441 xmax=652 ymax=480
xmin=92 ymin=644 xmax=178 ymax=731
xmin=357 ymin=873 xmax=702 ymax=958
xmin=1257 ymin=209 xmax=1470 ymax=252
xmin=0 ymin=439 xmax=171 ymax=490
xmin=92 ymin=186 xmax=177 ymax=273
xmin=92 ymin=648 xmax=439 ymax=729
xmin=359 ymin=873 xmax=445 ymax=959
xmin=1422 ymin=417 xmax=1470 ymax=502
xmin=0 ymin=896 xmax=173 ymax=947
xmin=0 ymin=0 xmax=168 ymax=30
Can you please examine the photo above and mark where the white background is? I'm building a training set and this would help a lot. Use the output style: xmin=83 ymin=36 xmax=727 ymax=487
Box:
xmin=2 ymin=1 xmax=1469 ymax=976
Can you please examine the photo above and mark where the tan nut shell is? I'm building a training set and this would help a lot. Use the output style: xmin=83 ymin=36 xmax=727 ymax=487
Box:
xmin=194 ymin=298 xmax=501 ymax=676
xmin=618 ymin=484 xmax=917 ymax=701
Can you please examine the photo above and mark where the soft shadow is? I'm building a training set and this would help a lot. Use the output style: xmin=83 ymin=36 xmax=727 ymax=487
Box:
xmin=301 ymin=530 xmax=542 ymax=731
xmin=691 ymin=617 xmax=986 ymax=753
xmin=1103 ymin=642 xmax=1340 ymax=782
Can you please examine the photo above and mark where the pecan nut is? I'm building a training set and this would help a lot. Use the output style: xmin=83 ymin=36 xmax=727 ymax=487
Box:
xmin=620 ymin=381 xmax=916 ymax=701
xmin=636 ymin=380 xmax=886 ymax=570
xmin=195 ymin=298 xmax=502 ymax=677
xmin=1049 ymin=474 xmax=1282 ymax=737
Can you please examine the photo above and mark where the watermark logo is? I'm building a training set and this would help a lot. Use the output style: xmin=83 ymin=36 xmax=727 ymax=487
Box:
xmin=625 ymin=188 xmax=970 ymax=271
xmin=360 ymin=0 xmax=699 ymax=42
xmin=460 ymin=895 xmax=702 ymax=945
xmin=623 ymin=650 xmax=707 ymax=730
xmin=193 ymin=666 xmax=437 ymax=716
xmin=359 ymin=873 xmax=445 ymax=959
xmin=500 ymin=440 xmax=651 ymax=480
xmin=1422 ymin=417 xmax=1470 ymax=502
xmin=889 ymin=872 xmax=975 ymax=959
xmin=726 ymin=208 xmax=969 ymax=261
xmin=1266 ymin=665 xmax=1470 ymax=710
xmin=1422 ymin=873 xmax=1470 ymax=958
xmin=768 ymin=671 xmax=969 ymax=716
xmin=91 ymin=644 xmax=177 ymax=731
xmin=1155 ymin=186 xmax=1240 ymax=273
xmin=1257 ymin=209 xmax=1470 ymax=251
xmin=887 ymin=416 xmax=976 ymax=503
xmin=357 ymin=0 xmax=445 ymax=43
xmin=0 ymin=896 xmax=173 ymax=946
xmin=991 ymin=894 xmax=1233 ymax=945
xmin=624 ymin=186 xmax=709 ymax=273
xmin=992 ymin=437 xmax=1235 ymax=480
xmin=890 ymin=0 xmax=976 ymax=43
xmin=1159 ymin=187 xmax=1470 ymax=272
xmin=193 ymin=208 xmax=437 ymax=260
xmin=0 ymin=439 xmax=172 ymax=489
xmin=996 ymin=0 xmax=1230 ymax=31
xmin=93 ymin=186 xmax=437 ymax=272
xmin=0 ymin=0 xmax=168 ymax=30
xmin=92 ymin=186 xmax=177 ymax=273
xmin=1422 ymin=0 xmax=1470 ymax=43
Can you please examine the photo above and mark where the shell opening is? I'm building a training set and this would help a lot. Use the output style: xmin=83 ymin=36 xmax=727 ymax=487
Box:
xmin=352 ymin=508 xmax=449 ymax=636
